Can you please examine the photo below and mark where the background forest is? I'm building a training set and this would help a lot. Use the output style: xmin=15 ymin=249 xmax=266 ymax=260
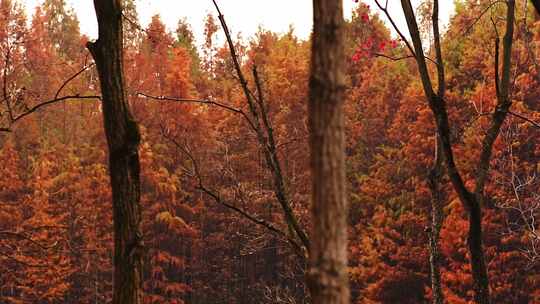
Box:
xmin=1 ymin=0 xmax=540 ymax=303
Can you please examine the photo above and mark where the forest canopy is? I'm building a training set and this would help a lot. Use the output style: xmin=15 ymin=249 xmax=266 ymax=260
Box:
xmin=1 ymin=0 xmax=540 ymax=303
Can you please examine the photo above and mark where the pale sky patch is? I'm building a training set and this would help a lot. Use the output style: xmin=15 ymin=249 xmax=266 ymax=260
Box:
xmin=22 ymin=0 xmax=455 ymax=47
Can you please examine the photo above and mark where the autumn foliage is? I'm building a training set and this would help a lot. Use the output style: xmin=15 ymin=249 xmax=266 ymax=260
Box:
xmin=1 ymin=0 xmax=540 ymax=303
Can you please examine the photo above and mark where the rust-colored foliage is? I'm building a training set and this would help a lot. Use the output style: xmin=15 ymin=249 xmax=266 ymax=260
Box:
xmin=1 ymin=0 xmax=540 ymax=303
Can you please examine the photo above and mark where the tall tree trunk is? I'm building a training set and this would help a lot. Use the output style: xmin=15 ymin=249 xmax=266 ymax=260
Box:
xmin=428 ymin=136 xmax=444 ymax=304
xmin=307 ymin=1 xmax=349 ymax=303
xmin=399 ymin=0 xmax=515 ymax=302
xmin=87 ymin=1 xmax=143 ymax=303
xmin=467 ymin=197 xmax=489 ymax=304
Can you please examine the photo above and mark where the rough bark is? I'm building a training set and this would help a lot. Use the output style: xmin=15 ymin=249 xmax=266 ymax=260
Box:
xmin=307 ymin=1 xmax=349 ymax=303
xmin=428 ymin=4 xmax=445 ymax=303
xmin=428 ymin=137 xmax=444 ymax=304
xmin=399 ymin=1 xmax=515 ymax=303
xmin=87 ymin=1 xmax=143 ymax=304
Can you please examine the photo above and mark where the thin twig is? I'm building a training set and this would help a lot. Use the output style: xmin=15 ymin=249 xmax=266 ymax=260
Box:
xmin=461 ymin=1 xmax=507 ymax=37
xmin=54 ymin=63 xmax=96 ymax=99
xmin=509 ymin=111 xmax=540 ymax=129
xmin=373 ymin=0 xmax=416 ymax=57
xmin=161 ymin=131 xmax=305 ymax=258
xmin=0 ymin=231 xmax=59 ymax=250
xmin=0 ymin=95 xmax=101 ymax=132
xmin=210 ymin=0 xmax=310 ymax=250
xmin=136 ymin=92 xmax=258 ymax=133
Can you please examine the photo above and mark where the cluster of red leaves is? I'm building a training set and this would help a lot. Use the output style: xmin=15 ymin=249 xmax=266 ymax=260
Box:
xmin=352 ymin=37 xmax=400 ymax=62
xmin=351 ymin=1 xmax=400 ymax=63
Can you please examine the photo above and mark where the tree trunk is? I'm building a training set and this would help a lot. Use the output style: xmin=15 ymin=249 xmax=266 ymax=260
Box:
xmin=400 ymin=0 xmax=515 ymax=301
xmin=87 ymin=1 xmax=143 ymax=304
xmin=467 ymin=198 xmax=490 ymax=304
xmin=307 ymin=1 xmax=349 ymax=303
xmin=428 ymin=136 xmax=444 ymax=304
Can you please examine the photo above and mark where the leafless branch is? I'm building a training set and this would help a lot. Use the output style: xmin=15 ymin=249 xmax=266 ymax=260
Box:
xmin=161 ymin=131 xmax=305 ymax=258
xmin=136 ymin=92 xmax=258 ymax=133
xmin=495 ymin=127 xmax=540 ymax=267
xmin=0 ymin=95 xmax=101 ymax=132
xmin=211 ymin=0 xmax=310 ymax=251
xmin=474 ymin=0 xmax=516 ymax=197
xmin=461 ymin=1 xmax=507 ymax=37
xmin=433 ymin=0 xmax=445 ymax=98
xmin=1 ymin=49 xmax=100 ymax=132
xmin=374 ymin=0 xmax=416 ymax=57
xmin=0 ymin=231 xmax=59 ymax=250
xmin=508 ymin=111 xmax=540 ymax=129
xmin=373 ymin=53 xmax=414 ymax=61
xmin=54 ymin=63 xmax=96 ymax=99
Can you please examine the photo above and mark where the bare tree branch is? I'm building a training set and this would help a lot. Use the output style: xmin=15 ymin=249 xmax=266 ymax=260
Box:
xmin=373 ymin=53 xmax=415 ymax=61
xmin=1 ymin=50 xmax=100 ymax=132
xmin=398 ymin=0 xmax=516 ymax=301
xmin=374 ymin=0 xmax=416 ymax=57
xmin=0 ymin=231 xmax=59 ymax=250
xmin=161 ymin=131 xmax=305 ymax=258
xmin=508 ymin=111 xmax=540 ymax=129
xmin=475 ymin=0 xmax=516 ymax=199
xmin=210 ymin=0 xmax=310 ymax=251
xmin=461 ymin=1 xmax=507 ymax=37
xmin=54 ymin=63 xmax=96 ymax=99
xmin=0 ymin=95 xmax=101 ymax=132
xmin=136 ymin=92 xmax=259 ymax=133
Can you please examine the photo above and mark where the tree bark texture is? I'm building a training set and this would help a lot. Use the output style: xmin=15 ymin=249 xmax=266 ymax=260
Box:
xmin=400 ymin=1 xmax=515 ymax=302
xmin=428 ymin=137 xmax=444 ymax=304
xmin=307 ymin=1 xmax=350 ymax=304
xmin=87 ymin=1 xmax=143 ymax=304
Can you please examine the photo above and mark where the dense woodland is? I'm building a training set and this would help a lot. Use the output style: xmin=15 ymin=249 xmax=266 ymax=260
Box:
xmin=1 ymin=0 xmax=540 ymax=303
